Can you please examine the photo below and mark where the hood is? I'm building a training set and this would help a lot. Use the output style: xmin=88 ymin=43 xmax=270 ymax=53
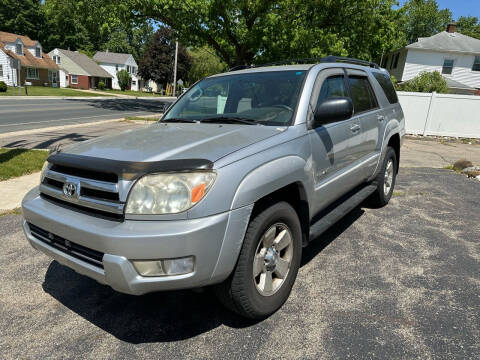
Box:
xmin=61 ymin=123 xmax=284 ymax=163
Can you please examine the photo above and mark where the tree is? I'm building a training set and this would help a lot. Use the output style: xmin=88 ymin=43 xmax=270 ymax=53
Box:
xmin=131 ymin=0 xmax=405 ymax=67
xmin=117 ymin=70 xmax=131 ymax=91
xmin=188 ymin=47 xmax=227 ymax=83
xmin=0 ymin=0 xmax=45 ymax=40
xmin=456 ymin=16 xmax=480 ymax=40
xmin=401 ymin=0 xmax=452 ymax=44
xmin=396 ymin=71 xmax=448 ymax=93
xmin=138 ymin=27 xmax=192 ymax=87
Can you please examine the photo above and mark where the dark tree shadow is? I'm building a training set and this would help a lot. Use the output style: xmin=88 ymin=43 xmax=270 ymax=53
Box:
xmin=42 ymin=206 xmax=365 ymax=344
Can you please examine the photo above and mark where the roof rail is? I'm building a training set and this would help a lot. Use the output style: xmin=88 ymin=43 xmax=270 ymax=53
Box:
xmin=228 ymin=56 xmax=380 ymax=72
xmin=318 ymin=56 xmax=380 ymax=69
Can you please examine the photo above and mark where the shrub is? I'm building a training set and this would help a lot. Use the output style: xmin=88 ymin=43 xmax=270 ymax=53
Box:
xmin=116 ymin=70 xmax=131 ymax=91
xmin=98 ymin=81 xmax=105 ymax=90
xmin=0 ymin=81 xmax=7 ymax=92
xmin=396 ymin=71 xmax=449 ymax=93
xmin=453 ymin=159 xmax=473 ymax=171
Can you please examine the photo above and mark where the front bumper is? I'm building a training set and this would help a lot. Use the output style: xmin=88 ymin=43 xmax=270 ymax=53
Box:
xmin=22 ymin=187 xmax=252 ymax=295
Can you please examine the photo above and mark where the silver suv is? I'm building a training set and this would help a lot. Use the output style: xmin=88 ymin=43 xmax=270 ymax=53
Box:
xmin=22 ymin=57 xmax=405 ymax=319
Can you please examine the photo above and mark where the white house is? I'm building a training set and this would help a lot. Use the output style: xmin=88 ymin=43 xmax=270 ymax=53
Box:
xmin=93 ymin=51 xmax=142 ymax=91
xmin=48 ymin=49 xmax=112 ymax=90
xmin=0 ymin=31 xmax=58 ymax=87
xmin=384 ymin=23 xmax=480 ymax=94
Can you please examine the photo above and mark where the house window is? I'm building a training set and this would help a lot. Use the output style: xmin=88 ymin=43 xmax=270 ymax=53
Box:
xmin=71 ymin=75 xmax=78 ymax=84
xmin=472 ymin=56 xmax=480 ymax=71
xmin=35 ymin=47 xmax=41 ymax=58
xmin=132 ymin=80 xmax=136 ymax=85
xmin=16 ymin=44 xmax=22 ymax=55
xmin=53 ymin=55 xmax=61 ymax=64
xmin=0 ymin=65 xmax=3 ymax=78
xmin=127 ymin=65 xmax=131 ymax=73
xmin=26 ymin=68 xmax=39 ymax=79
xmin=116 ymin=64 xmax=118 ymax=71
xmin=442 ymin=59 xmax=454 ymax=74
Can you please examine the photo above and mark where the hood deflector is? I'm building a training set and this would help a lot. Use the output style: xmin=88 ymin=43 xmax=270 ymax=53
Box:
xmin=47 ymin=152 xmax=214 ymax=181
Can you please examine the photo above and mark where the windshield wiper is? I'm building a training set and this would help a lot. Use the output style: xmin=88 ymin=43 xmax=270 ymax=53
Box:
xmin=160 ymin=117 xmax=198 ymax=123
xmin=199 ymin=116 xmax=259 ymax=125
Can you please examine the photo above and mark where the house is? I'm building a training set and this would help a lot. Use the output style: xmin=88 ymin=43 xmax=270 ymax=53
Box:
xmin=0 ymin=31 xmax=58 ymax=87
xmin=93 ymin=51 xmax=142 ymax=91
xmin=384 ymin=23 xmax=480 ymax=94
xmin=48 ymin=49 xmax=113 ymax=90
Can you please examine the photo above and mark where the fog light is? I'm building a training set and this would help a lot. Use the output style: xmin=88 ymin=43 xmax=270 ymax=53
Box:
xmin=132 ymin=256 xmax=194 ymax=277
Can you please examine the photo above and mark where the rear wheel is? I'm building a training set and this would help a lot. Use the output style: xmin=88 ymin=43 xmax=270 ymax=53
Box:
xmin=215 ymin=202 xmax=302 ymax=319
xmin=367 ymin=146 xmax=397 ymax=208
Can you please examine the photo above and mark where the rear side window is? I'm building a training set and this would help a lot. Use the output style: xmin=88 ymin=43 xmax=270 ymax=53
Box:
xmin=373 ymin=72 xmax=398 ymax=104
xmin=347 ymin=76 xmax=378 ymax=114
xmin=317 ymin=75 xmax=348 ymax=106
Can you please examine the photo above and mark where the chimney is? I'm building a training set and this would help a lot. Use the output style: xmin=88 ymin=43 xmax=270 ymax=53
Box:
xmin=447 ymin=22 xmax=456 ymax=33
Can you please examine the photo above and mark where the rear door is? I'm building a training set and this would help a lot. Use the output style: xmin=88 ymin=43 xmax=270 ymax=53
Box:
xmin=346 ymin=69 xmax=383 ymax=178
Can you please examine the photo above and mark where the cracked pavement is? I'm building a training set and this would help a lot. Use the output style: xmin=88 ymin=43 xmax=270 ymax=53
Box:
xmin=1 ymin=167 xmax=479 ymax=359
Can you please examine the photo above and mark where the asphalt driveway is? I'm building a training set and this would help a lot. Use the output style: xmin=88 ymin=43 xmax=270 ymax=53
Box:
xmin=1 ymin=168 xmax=479 ymax=359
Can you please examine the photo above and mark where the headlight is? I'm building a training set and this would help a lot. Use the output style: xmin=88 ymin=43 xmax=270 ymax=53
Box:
xmin=40 ymin=161 xmax=49 ymax=183
xmin=126 ymin=172 xmax=216 ymax=215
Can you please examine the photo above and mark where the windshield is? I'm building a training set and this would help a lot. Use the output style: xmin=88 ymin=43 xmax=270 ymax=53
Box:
xmin=163 ymin=70 xmax=307 ymax=126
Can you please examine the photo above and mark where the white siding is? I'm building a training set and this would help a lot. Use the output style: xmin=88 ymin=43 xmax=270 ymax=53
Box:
xmin=98 ymin=56 xmax=141 ymax=90
xmin=385 ymin=49 xmax=408 ymax=81
xmin=402 ymin=49 xmax=480 ymax=88
xmin=0 ymin=49 xmax=18 ymax=86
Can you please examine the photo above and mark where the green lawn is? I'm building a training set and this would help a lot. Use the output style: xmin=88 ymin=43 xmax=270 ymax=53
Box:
xmin=99 ymin=89 xmax=163 ymax=97
xmin=0 ymin=148 xmax=48 ymax=181
xmin=0 ymin=86 xmax=109 ymax=97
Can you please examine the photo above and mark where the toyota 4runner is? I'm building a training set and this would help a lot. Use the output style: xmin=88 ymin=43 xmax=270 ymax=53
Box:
xmin=22 ymin=56 xmax=405 ymax=319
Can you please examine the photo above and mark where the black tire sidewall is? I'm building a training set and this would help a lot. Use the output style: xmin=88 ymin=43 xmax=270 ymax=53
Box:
xmin=232 ymin=202 xmax=302 ymax=318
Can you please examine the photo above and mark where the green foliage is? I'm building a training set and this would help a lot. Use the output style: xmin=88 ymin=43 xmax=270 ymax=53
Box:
xmin=0 ymin=81 xmax=7 ymax=92
xmin=98 ymin=81 xmax=105 ymax=90
xmin=396 ymin=71 xmax=449 ymax=93
xmin=456 ymin=16 xmax=480 ymax=40
xmin=0 ymin=0 xmax=45 ymax=40
xmin=132 ymin=0 xmax=407 ymax=66
xmin=187 ymin=47 xmax=227 ymax=82
xmin=401 ymin=0 xmax=452 ymax=43
xmin=116 ymin=70 xmax=131 ymax=91
xmin=138 ymin=26 xmax=192 ymax=86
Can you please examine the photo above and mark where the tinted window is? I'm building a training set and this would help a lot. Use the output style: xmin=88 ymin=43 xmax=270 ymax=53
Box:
xmin=373 ymin=72 xmax=398 ymax=104
xmin=472 ymin=56 xmax=480 ymax=71
xmin=317 ymin=75 xmax=347 ymax=107
xmin=347 ymin=76 xmax=378 ymax=114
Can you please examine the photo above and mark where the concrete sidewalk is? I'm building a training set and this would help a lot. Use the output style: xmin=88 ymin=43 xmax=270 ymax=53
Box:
xmin=0 ymin=172 xmax=38 ymax=212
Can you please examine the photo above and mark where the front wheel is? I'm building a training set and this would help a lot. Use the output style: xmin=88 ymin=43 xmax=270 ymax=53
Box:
xmin=215 ymin=202 xmax=302 ymax=319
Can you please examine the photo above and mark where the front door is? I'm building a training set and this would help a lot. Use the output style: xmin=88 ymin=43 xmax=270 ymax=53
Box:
xmin=308 ymin=68 xmax=360 ymax=214
xmin=90 ymin=77 xmax=95 ymax=89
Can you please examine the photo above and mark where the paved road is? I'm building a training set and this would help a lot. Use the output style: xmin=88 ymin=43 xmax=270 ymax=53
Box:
xmin=1 ymin=168 xmax=479 ymax=359
xmin=0 ymin=98 xmax=172 ymax=134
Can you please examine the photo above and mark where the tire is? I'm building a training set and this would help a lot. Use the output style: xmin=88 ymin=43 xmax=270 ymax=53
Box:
xmin=215 ymin=201 xmax=302 ymax=319
xmin=367 ymin=146 xmax=397 ymax=208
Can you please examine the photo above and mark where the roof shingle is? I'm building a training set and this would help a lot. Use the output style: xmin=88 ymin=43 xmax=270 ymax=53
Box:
xmin=93 ymin=51 xmax=132 ymax=64
xmin=407 ymin=31 xmax=480 ymax=54
xmin=57 ymin=49 xmax=112 ymax=78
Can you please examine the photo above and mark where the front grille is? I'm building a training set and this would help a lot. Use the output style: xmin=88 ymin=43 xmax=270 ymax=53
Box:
xmin=50 ymin=164 xmax=117 ymax=183
xmin=28 ymin=223 xmax=104 ymax=268
xmin=40 ymin=166 xmax=124 ymax=221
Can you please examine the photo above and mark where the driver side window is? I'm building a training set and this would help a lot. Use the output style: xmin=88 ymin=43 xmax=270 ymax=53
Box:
xmin=316 ymin=75 xmax=348 ymax=109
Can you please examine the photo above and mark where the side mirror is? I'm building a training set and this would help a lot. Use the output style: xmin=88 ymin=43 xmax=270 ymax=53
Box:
xmin=313 ymin=97 xmax=353 ymax=127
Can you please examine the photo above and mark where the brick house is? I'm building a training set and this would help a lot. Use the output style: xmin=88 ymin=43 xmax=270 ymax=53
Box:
xmin=48 ymin=49 xmax=113 ymax=90
xmin=0 ymin=31 xmax=58 ymax=87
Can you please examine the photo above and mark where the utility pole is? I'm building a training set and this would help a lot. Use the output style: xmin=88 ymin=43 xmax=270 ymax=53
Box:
xmin=173 ymin=41 xmax=178 ymax=97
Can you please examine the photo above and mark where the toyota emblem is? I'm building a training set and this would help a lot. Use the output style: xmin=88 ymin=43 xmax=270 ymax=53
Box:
xmin=63 ymin=182 xmax=77 ymax=198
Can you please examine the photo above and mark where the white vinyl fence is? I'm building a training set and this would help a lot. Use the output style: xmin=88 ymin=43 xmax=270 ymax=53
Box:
xmin=398 ymin=91 xmax=480 ymax=138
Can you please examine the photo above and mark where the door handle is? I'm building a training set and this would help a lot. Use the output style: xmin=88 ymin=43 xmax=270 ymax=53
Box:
xmin=350 ymin=124 xmax=361 ymax=133
xmin=377 ymin=115 xmax=385 ymax=122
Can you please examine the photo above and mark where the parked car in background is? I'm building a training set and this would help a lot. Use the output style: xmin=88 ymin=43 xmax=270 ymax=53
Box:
xmin=22 ymin=57 xmax=405 ymax=319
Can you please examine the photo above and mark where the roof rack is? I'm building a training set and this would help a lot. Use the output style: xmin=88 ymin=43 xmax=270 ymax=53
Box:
xmin=228 ymin=56 xmax=380 ymax=72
